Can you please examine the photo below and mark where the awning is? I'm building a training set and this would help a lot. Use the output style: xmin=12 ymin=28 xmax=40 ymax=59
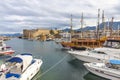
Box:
xmin=110 ymin=59 xmax=120 ymax=65
xmin=7 ymin=57 xmax=23 ymax=63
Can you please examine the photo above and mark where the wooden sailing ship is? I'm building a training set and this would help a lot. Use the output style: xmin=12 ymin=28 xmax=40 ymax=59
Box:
xmin=60 ymin=9 xmax=108 ymax=50
xmin=61 ymin=38 xmax=105 ymax=50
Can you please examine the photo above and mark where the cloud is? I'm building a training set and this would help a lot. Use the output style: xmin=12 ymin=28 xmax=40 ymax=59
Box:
xmin=0 ymin=0 xmax=120 ymax=33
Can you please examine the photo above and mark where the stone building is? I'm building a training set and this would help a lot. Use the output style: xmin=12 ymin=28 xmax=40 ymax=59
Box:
xmin=23 ymin=29 xmax=50 ymax=40
xmin=23 ymin=28 xmax=59 ymax=40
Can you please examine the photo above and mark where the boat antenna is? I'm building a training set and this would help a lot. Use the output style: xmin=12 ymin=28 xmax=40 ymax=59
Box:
xmin=81 ymin=12 xmax=84 ymax=38
xmin=96 ymin=9 xmax=100 ymax=40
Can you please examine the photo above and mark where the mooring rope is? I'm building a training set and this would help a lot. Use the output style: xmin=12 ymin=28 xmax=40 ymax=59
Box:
xmin=33 ymin=54 xmax=69 ymax=80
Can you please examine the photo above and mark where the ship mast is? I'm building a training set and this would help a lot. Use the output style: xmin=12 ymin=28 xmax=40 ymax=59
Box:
xmin=70 ymin=14 xmax=73 ymax=35
xmin=81 ymin=12 xmax=84 ymax=38
xmin=110 ymin=17 xmax=114 ymax=36
xmin=29 ymin=31 xmax=31 ymax=39
xmin=96 ymin=9 xmax=100 ymax=40
xmin=107 ymin=18 xmax=110 ymax=37
xmin=102 ymin=10 xmax=106 ymax=36
xmin=118 ymin=25 xmax=119 ymax=37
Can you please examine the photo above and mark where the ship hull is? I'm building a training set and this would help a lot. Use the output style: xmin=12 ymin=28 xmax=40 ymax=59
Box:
xmin=84 ymin=63 xmax=120 ymax=80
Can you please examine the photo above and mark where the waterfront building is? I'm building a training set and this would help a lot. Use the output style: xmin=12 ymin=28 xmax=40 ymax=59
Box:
xmin=23 ymin=29 xmax=50 ymax=39
xmin=23 ymin=28 xmax=58 ymax=40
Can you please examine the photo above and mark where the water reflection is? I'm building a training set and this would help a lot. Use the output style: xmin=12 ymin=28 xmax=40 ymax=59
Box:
xmin=84 ymin=72 xmax=110 ymax=80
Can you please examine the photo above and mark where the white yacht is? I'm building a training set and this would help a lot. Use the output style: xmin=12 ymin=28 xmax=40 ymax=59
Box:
xmin=94 ymin=39 xmax=120 ymax=57
xmin=67 ymin=38 xmax=120 ymax=62
xmin=68 ymin=50 xmax=120 ymax=62
xmin=84 ymin=59 xmax=120 ymax=80
xmin=0 ymin=53 xmax=43 ymax=80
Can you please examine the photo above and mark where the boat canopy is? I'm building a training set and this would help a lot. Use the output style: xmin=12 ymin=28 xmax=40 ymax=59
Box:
xmin=110 ymin=59 xmax=120 ymax=65
xmin=16 ymin=54 xmax=33 ymax=72
xmin=7 ymin=57 xmax=23 ymax=63
xmin=6 ymin=54 xmax=33 ymax=72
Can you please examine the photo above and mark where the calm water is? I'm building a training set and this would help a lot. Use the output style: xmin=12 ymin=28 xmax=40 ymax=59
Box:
xmin=4 ymin=38 xmax=109 ymax=80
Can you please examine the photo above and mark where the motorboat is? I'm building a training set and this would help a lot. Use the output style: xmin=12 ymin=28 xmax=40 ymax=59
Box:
xmin=84 ymin=59 xmax=120 ymax=80
xmin=0 ymin=40 xmax=14 ymax=55
xmin=0 ymin=47 xmax=15 ymax=55
xmin=94 ymin=38 xmax=120 ymax=57
xmin=68 ymin=50 xmax=120 ymax=63
xmin=67 ymin=38 xmax=120 ymax=62
xmin=0 ymin=53 xmax=43 ymax=80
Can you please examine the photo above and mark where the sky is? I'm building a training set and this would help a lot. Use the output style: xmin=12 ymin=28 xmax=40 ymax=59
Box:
xmin=0 ymin=0 xmax=120 ymax=33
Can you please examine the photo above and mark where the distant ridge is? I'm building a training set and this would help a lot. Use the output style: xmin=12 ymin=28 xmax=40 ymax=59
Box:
xmin=0 ymin=33 xmax=22 ymax=37
xmin=62 ymin=21 xmax=120 ymax=32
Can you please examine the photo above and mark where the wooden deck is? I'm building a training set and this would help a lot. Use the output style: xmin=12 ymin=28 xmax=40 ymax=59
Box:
xmin=61 ymin=38 xmax=105 ymax=49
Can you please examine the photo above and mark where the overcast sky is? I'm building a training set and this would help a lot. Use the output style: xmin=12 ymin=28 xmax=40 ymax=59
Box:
xmin=0 ymin=0 xmax=119 ymax=33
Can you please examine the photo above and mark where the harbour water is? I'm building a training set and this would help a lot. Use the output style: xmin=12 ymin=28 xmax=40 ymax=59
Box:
xmin=3 ymin=38 xmax=109 ymax=80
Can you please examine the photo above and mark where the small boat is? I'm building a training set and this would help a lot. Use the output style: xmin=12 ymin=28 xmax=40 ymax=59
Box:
xmin=0 ymin=53 xmax=43 ymax=80
xmin=61 ymin=46 xmax=71 ymax=50
xmin=0 ymin=40 xmax=14 ymax=55
xmin=0 ymin=47 xmax=15 ymax=55
xmin=84 ymin=59 xmax=120 ymax=80
xmin=54 ymin=38 xmax=63 ymax=43
xmin=46 ymin=38 xmax=53 ymax=41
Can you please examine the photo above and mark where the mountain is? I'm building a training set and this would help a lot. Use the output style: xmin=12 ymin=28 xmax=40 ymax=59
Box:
xmin=75 ymin=26 xmax=96 ymax=32
xmin=0 ymin=33 xmax=23 ymax=37
xmin=100 ymin=21 xmax=120 ymax=30
xmin=62 ymin=28 xmax=71 ymax=32
xmin=75 ymin=21 xmax=120 ymax=32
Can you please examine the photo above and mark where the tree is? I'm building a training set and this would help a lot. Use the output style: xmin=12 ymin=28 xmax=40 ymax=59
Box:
xmin=50 ymin=29 xmax=55 ymax=35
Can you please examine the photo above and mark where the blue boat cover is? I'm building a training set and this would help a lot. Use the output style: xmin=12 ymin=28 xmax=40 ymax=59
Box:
xmin=110 ymin=59 xmax=120 ymax=65
xmin=7 ymin=57 xmax=23 ymax=63
xmin=21 ymin=53 xmax=32 ymax=56
xmin=6 ymin=73 xmax=21 ymax=78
